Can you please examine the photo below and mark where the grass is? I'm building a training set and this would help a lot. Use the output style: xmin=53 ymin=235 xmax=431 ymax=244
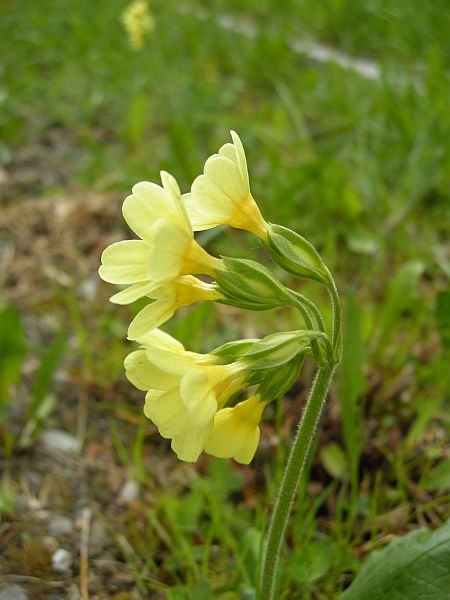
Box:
xmin=0 ymin=0 xmax=449 ymax=598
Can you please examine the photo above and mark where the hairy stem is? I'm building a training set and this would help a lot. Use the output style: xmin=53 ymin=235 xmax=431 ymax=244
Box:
xmin=259 ymin=366 xmax=335 ymax=600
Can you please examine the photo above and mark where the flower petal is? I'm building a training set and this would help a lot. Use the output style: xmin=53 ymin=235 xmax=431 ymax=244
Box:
xmin=137 ymin=329 xmax=186 ymax=353
xmin=124 ymin=350 xmax=178 ymax=391
xmin=230 ymin=130 xmax=250 ymax=190
xmin=171 ymin=422 xmax=213 ymax=462
xmin=147 ymin=218 xmax=192 ymax=283
xmin=203 ymin=155 xmax=247 ymax=201
xmin=127 ymin=297 xmax=176 ymax=340
xmin=180 ymin=369 xmax=217 ymax=427
xmin=144 ymin=388 xmax=188 ymax=438
xmin=109 ymin=280 xmax=159 ymax=304
xmin=122 ymin=181 xmax=175 ymax=242
xmin=99 ymin=240 xmax=149 ymax=284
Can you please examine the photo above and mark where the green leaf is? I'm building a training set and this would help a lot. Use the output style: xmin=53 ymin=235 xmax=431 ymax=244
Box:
xmin=320 ymin=442 xmax=348 ymax=479
xmin=340 ymin=520 xmax=450 ymax=600
xmin=29 ymin=330 xmax=67 ymax=417
xmin=375 ymin=261 xmax=424 ymax=354
xmin=0 ymin=304 xmax=27 ymax=418
xmin=420 ymin=461 xmax=450 ymax=492
xmin=338 ymin=290 xmax=366 ymax=468
xmin=435 ymin=290 xmax=450 ymax=349
xmin=288 ymin=541 xmax=332 ymax=584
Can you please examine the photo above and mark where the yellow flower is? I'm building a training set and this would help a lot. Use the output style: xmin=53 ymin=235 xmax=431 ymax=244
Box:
xmin=184 ymin=131 xmax=270 ymax=240
xmin=125 ymin=331 xmax=246 ymax=462
xmin=121 ymin=0 xmax=155 ymax=50
xmin=108 ymin=275 xmax=222 ymax=339
xmin=99 ymin=171 xmax=221 ymax=294
xmin=204 ymin=395 xmax=266 ymax=464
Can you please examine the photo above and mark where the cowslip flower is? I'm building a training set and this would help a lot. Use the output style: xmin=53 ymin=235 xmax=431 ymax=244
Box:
xmin=99 ymin=171 xmax=221 ymax=298
xmin=109 ymin=275 xmax=222 ymax=340
xmin=183 ymin=131 xmax=270 ymax=240
xmin=204 ymin=394 xmax=266 ymax=464
xmin=125 ymin=330 xmax=246 ymax=462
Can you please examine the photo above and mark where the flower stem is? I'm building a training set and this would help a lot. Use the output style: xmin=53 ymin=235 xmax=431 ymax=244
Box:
xmin=259 ymin=365 xmax=335 ymax=600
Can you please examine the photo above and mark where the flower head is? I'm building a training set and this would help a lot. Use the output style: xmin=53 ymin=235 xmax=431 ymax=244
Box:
xmin=204 ymin=394 xmax=266 ymax=464
xmin=99 ymin=171 xmax=221 ymax=306
xmin=184 ymin=131 xmax=270 ymax=240
xmin=125 ymin=330 xmax=246 ymax=462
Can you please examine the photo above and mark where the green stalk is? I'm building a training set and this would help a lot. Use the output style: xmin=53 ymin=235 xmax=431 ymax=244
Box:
xmin=259 ymin=365 xmax=335 ymax=600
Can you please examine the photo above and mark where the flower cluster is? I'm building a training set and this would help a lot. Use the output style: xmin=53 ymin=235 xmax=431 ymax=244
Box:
xmin=100 ymin=131 xmax=334 ymax=463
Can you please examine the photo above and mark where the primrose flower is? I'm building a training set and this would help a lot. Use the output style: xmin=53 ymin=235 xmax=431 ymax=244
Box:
xmin=125 ymin=330 xmax=246 ymax=462
xmin=109 ymin=275 xmax=222 ymax=339
xmin=184 ymin=131 xmax=270 ymax=240
xmin=121 ymin=0 xmax=155 ymax=50
xmin=204 ymin=395 xmax=266 ymax=464
xmin=99 ymin=171 xmax=221 ymax=297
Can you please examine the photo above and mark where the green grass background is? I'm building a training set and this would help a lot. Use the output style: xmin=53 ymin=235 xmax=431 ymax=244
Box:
xmin=1 ymin=1 xmax=449 ymax=598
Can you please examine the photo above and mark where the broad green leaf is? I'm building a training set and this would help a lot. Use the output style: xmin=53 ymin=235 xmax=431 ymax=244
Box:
xmin=340 ymin=520 xmax=450 ymax=600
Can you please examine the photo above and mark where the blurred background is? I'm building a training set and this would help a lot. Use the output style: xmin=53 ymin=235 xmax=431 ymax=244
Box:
xmin=0 ymin=1 xmax=449 ymax=598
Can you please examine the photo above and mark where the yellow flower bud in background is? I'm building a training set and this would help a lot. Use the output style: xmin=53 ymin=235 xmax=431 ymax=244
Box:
xmin=184 ymin=131 xmax=270 ymax=240
xmin=121 ymin=0 xmax=154 ymax=50
xmin=204 ymin=395 xmax=266 ymax=464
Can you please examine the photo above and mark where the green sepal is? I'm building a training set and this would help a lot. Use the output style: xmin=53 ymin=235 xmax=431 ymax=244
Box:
xmin=257 ymin=353 xmax=305 ymax=401
xmin=266 ymin=224 xmax=328 ymax=284
xmin=240 ymin=330 xmax=319 ymax=371
xmin=215 ymin=257 xmax=290 ymax=310
xmin=211 ymin=338 xmax=259 ymax=362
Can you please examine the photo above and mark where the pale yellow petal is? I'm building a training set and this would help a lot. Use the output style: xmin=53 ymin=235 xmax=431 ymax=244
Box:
xmin=203 ymin=155 xmax=247 ymax=202
xmin=180 ymin=369 xmax=217 ymax=427
xmin=147 ymin=218 xmax=192 ymax=282
xmin=99 ymin=240 xmax=149 ymax=284
xmin=144 ymin=348 xmax=194 ymax=376
xmin=171 ymin=422 xmax=213 ymax=462
xmin=233 ymin=427 xmax=260 ymax=464
xmin=189 ymin=175 xmax=235 ymax=225
xmin=122 ymin=181 xmax=175 ymax=242
xmin=160 ymin=170 xmax=192 ymax=229
xmin=109 ymin=281 xmax=159 ymax=304
xmin=137 ymin=328 xmax=185 ymax=353
xmin=127 ymin=297 xmax=176 ymax=340
xmin=230 ymin=130 xmax=250 ymax=190
xmin=144 ymin=388 xmax=188 ymax=438
xmin=124 ymin=350 xmax=178 ymax=391
xmin=218 ymin=143 xmax=237 ymax=164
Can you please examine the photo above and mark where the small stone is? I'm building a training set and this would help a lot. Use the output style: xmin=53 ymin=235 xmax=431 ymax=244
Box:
xmin=118 ymin=478 xmax=139 ymax=503
xmin=51 ymin=548 xmax=72 ymax=573
xmin=49 ymin=515 xmax=73 ymax=536
xmin=0 ymin=585 xmax=28 ymax=600
xmin=41 ymin=430 xmax=80 ymax=455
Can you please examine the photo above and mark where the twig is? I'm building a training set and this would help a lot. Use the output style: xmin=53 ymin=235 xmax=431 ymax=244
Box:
xmin=80 ymin=506 xmax=92 ymax=600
